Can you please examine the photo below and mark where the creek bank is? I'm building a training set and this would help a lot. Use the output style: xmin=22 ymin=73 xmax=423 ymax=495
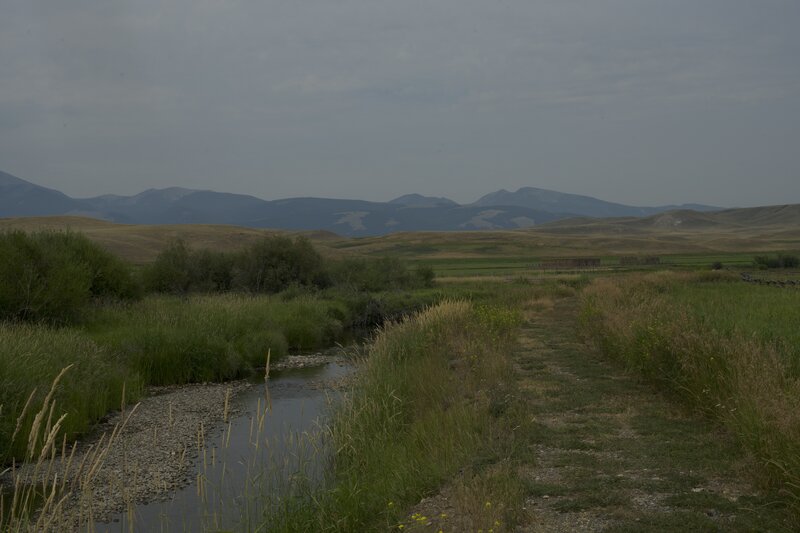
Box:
xmin=2 ymin=351 xmax=350 ymax=531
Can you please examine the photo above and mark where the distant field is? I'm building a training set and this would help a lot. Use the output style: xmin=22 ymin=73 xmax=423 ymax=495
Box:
xmin=1 ymin=213 xmax=798 ymax=266
xmin=418 ymin=253 xmax=759 ymax=279
xmin=0 ymin=216 xmax=345 ymax=263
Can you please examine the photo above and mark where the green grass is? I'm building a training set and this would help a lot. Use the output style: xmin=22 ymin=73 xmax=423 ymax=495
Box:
xmin=83 ymin=294 xmax=350 ymax=385
xmin=0 ymin=324 xmax=141 ymax=461
xmin=669 ymin=280 xmax=800 ymax=366
xmin=0 ymin=287 xmax=449 ymax=462
xmin=410 ymin=253 xmax=759 ymax=279
xmin=0 ymin=293 xmax=349 ymax=461
xmin=580 ymin=271 xmax=800 ymax=512
xmin=261 ymin=300 xmax=526 ymax=532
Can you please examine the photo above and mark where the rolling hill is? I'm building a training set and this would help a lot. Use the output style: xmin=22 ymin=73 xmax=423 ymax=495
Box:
xmin=474 ymin=187 xmax=718 ymax=218
xmin=2 ymin=204 xmax=797 ymax=264
xmin=1 ymin=170 xmax=723 ymax=236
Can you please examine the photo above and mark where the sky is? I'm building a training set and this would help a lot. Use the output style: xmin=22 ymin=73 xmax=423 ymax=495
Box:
xmin=1 ymin=0 xmax=799 ymax=207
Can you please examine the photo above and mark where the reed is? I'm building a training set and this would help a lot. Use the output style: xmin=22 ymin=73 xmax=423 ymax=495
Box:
xmin=1 ymin=367 xmax=138 ymax=532
xmin=0 ymin=325 xmax=138 ymax=462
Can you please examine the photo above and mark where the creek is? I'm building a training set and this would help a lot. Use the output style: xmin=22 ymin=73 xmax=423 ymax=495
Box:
xmin=95 ymin=361 xmax=351 ymax=532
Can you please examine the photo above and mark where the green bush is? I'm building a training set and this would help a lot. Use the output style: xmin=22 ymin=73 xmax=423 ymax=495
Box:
xmin=0 ymin=231 xmax=139 ymax=323
xmin=145 ymin=236 xmax=330 ymax=295
xmin=143 ymin=239 xmax=193 ymax=293
xmin=144 ymin=240 xmax=237 ymax=294
xmin=754 ymin=254 xmax=800 ymax=269
xmin=52 ymin=232 xmax=141 ymax=300
xmin=234 ymin=236 xmax=329 ymax=293
xmin=192 ymin=249 xmax=235 ymax=292
xmin=328 ymin=257 xmax=435 ymax=291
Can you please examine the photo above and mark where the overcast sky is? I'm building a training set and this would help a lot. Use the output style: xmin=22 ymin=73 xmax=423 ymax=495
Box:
xmin=2 ymin=0 xmax=799 ymax=207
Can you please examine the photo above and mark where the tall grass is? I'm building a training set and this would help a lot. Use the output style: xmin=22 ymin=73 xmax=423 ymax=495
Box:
xmin=580 ymin=271 xmax=800 ymax=509
xmin=265 ymin=300 xmax=524 ymax=531
xmin=85 ymin=294 xmax=346 ymax=385
xmin=1 ymin=367 xmax=140 ymax=532
xmin=0 ymin=325 xmax=139 ymax=462
xmin=0 ymin=293 xmax=349 ymax=461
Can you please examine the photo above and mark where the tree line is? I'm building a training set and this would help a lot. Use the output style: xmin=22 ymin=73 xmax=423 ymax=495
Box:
xmin=0 ymin=231 xmax=435 ymax=323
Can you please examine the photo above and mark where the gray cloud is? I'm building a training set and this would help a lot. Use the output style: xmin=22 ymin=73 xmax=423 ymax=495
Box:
xmin=1 ymin=0 xmax=799 ymax=207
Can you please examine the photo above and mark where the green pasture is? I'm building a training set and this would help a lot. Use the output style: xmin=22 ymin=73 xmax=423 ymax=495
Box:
xmin=410 ymin=252 xmax=758 ymax=278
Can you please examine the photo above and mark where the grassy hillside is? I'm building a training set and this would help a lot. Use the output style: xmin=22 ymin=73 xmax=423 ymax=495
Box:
xmin=2 ymin=203 xmax=798 ymax=265
xmin=0 ymin=216 xmax=344 ymax=263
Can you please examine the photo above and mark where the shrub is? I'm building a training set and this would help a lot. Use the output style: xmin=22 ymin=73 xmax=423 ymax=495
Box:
xmin=52 ymin=232 xmax=141 ymax=300
xmin=234 ymin=236 xmax=329 ymax=293
xmin=191 ymin=249 xmax=236 ymax=292
xmin=754 ymin=254 xmax=800 ymax=269
xmin=143 ymin=239 xmax=193 ymax=293
xmin=0 ymin=231 xmax=138 ymax=323
xmin=328 ymin=257 xmax=435 ymax=291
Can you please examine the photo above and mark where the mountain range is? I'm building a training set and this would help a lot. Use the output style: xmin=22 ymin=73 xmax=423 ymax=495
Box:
xmin=1 ymin=170 xmax=720 ymax=236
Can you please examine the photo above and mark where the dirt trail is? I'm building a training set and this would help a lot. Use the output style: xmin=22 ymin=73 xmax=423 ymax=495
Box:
xmin=514 ymin=297 xmax=791 ymax=532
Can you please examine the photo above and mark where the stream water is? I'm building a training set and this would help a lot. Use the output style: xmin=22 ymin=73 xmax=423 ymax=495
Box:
xmin=94 ymin=361 xmax=351 ymax=532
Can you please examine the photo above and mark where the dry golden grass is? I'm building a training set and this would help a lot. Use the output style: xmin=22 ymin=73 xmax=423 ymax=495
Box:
xmin=2 ymin=204 xmax=799 ymax=264
xmin=1 ymin=366 xmax=140 ymax=532
xmin=0 ymin=217 xmax=346 ymax=263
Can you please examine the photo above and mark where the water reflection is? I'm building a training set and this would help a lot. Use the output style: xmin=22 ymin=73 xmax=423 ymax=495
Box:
xmin=96 ymin=362 xmax=350 ymax=532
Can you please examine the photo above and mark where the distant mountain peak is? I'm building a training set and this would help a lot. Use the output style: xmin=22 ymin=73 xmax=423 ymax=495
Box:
xmin=474 ymin=186 xmax=719 ymax=218
xmin=0 ymin=170 xmax=83 ymax=217
xmin=389 ymin=194 xmax=458 ymax=207
xmin=0 ymin=170 xmax=28 ymax=186
xmin=132 ymin=187 xmax=198 ymax=201
xmin=0 ymin=169 xmax=724 ymax=236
